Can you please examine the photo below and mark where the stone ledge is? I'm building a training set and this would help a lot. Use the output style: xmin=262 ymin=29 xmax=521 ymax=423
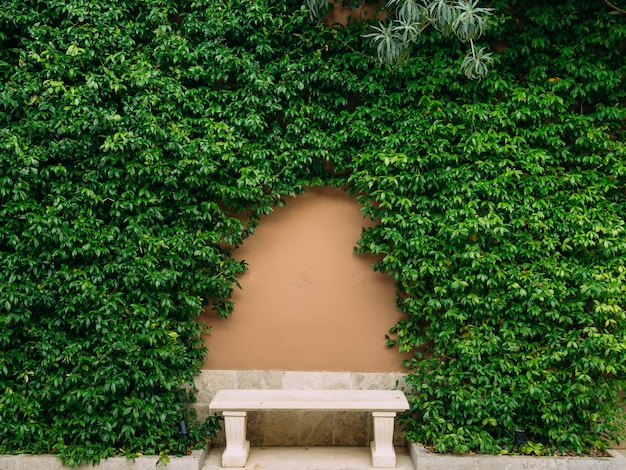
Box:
xmin=409 ymin=443 xmax=626 ymax=470
xmin=0 ymin=446 xmax=206 ymax=470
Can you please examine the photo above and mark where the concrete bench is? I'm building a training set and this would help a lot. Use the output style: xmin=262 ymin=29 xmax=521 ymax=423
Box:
xmin=209 ymin=389 xmax=410 ymax=468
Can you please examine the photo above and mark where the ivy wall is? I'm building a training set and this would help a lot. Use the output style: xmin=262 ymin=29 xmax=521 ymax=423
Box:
xmin=1 ymin=0 xmax=625 ymax=464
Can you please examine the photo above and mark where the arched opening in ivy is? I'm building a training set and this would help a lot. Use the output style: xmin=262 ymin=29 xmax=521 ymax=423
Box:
xmin=202 ymin=185 xmax=409 ymax=372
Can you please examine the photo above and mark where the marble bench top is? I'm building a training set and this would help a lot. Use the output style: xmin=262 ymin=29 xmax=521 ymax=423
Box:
xmin=209 ymin=389 xmax=409 ymax=412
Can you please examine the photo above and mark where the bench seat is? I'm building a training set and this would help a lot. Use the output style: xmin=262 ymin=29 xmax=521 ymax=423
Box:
xmin=209 ymin=389 xmax=409 ymax=468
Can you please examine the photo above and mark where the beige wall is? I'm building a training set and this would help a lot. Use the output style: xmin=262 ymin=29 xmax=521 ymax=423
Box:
xmin=323 ymin=0 xmax=387 ymax=26
xmin=201 ymin=186 xmax=410 ymax=372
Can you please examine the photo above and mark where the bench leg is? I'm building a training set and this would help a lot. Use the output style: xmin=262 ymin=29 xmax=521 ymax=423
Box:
xmin=221 ymin=411 xmax=251 ymax=467
xmin=370 ymin=411 xmax=397 ymax=468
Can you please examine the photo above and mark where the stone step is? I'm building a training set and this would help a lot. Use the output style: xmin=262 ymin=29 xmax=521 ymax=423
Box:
xmin=203 ymin=446 xmax=414 ymax=470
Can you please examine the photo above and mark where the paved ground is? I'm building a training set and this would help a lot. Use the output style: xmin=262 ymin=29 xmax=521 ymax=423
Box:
xmin=203 ymin=446 xmax=414 ymax=470
xmin=203 ymin=446 xmax=626 ymax=470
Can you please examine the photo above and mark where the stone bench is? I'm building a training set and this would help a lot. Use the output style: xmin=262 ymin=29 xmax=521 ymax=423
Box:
xmin=208 ymin=389 xmax=410 ymax=468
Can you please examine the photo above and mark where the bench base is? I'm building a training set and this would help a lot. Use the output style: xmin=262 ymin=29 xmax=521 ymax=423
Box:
xmin=370 ymin=411 xmax=397 ymax=467
xmin=220 ymin=410 xmax=399 ymax=468
xmin=222 ymin=440 xmax=250 ymax=468
xmin=222 ymin=411 xmax=251 ymax=467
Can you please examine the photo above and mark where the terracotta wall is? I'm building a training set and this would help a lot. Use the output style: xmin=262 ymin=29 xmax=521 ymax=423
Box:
xmin=201 ymin=186 xmax=410 ymax=372
xmin=323 ymin=0 xmax=387 ymax=26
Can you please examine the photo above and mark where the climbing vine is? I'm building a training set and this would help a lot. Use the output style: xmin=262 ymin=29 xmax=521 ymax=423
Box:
xmin=1 ymin=0 xmax=625 ymax=464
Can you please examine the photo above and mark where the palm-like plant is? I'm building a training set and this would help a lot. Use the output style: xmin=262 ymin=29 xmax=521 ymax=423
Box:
xmin=452 ymin=0 xmax=492 ymax=42
xmin=306 ymin=0 xmax=494 ymax=79
xmin=362 ymin=22 xmax=406 ymax=63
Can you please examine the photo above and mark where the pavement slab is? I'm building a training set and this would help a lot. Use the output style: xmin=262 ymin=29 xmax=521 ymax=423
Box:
xmin=202 ymin=446 xmax=414 ymax=470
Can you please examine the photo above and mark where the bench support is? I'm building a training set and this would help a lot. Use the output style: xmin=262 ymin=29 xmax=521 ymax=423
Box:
xmin=222 ymin=411 xmax=250 ymax=467
xmin=370 ymin=411 xmax=397 ymax=468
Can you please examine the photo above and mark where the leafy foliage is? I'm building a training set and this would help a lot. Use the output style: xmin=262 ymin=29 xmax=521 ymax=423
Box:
xmin=349 ymin=0 xmax=626 ymax=455
xmin=1 ymin=0 xmax=625 ymax=464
